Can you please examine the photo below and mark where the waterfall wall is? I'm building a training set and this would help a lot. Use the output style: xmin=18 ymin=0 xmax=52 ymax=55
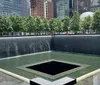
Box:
xmin=1 ymin=35 xmax=100 ymax=58
xmin=52 ymin=35 xmax=100 ymax=55
xmin=0 ymin=36 xmax=52 ymax=58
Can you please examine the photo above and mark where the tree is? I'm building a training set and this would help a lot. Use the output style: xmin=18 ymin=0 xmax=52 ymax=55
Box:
xmin=0 ymin=16 xmax=3 ymax=35
xmin=81 ymin=16 xmax=92 ymax=34
xmin=92 ymin=10 xmax=100 ymax=33
xmin=43 ymin=19 xmax=50 ymax=35
xmin=35 ymin=17 xmax=44 ymax=35
xmin=63 ymin=16 xmax=70 ymax=32
xmin=0 ymin=16 xmax=12 ymax=36
xmin=70 ymin=12 xmax=80 ymax=34
xmin=21 ymin=17 xmax=27 ymax=33
xmin=55 ymin=18 xmax=63 ymax=34
xmin=25 ymin=16 xmax=36 ymax=35
xmin=49 ymin=18 xmax=57 ymax=35
xmin=10 ymin=16 xmax=24 ymax=34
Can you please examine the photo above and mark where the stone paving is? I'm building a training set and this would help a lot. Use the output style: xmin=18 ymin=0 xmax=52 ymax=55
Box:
xmin=0 ymin=71 xmax=100 ymax=85
xmin=76 ymin=72 xmax=100 ymax=85
xmin=0 ymin=72 xmax=29 ymax=85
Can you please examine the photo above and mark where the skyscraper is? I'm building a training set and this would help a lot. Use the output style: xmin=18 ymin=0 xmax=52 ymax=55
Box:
xmin=91 ymin=0 xmax=100 ymax=11
xmin=22 ymin=0 xmax=30 ymax=16
xmin=77 ymin=0 xmax=91 ymax=14
xmin=31 ymin=0 xmax=44 ymax=18
xmin=0 ymin=0 xmax=30 ymax=16
xmin=30 ymin=0 xmax=53 ymax=19
xmin=44 ymin=0 xmax=53 ymax=19
xmin=53 ymin=0 xmax=74 ymax=19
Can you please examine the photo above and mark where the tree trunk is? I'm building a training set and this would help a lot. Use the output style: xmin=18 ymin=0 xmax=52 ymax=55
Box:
xmin=29 ymin=32 xmax=31 ymax=36
xmin=74 ymin=31 xmax=77 ymax=35
xmin=24 ymin=32 xmax=26 ymax=36
xmin=0 ymin=32 xmax=2 ymax=36
xmin=45 ymin=31 xmax=46 ymax=35
xmin=88 ymin=30 xmax=89 ymax=34
xmin=7 ymin=32 xmax=9 ymax=36
xmin=19 ymin=32 xmax=21 ymax=36
xmin=36 ymin=31 xmax=38 ymax=36
xmin=59 ymin=31 xmax=60 ymax=35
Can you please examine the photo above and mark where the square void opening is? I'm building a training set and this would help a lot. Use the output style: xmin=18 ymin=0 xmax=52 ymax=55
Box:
xmin=26 ymin=61 xmax=80 ymax=75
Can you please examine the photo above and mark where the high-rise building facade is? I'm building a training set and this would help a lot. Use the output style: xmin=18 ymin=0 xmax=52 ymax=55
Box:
xmin=31 ymin=0 xmax=44 ymax=18
xmin=77 ymin=0 xmax=91 ymax=14
xmin=0 ymin=0 xmax=30 ymax=16
xmin=44 ymin=0 xmax=53 ymax=19
xmin=91 ymin=0 xmax=100 ymax=11
xmin=22 ymin=0 xmax=30 ymax=16
xmin=30 ymin=0 xmax=53 ymax=19
xmin=53 ymin=0 xmax=74 ymax=19
xmin=72 ymin=0 xmax=91 ymax=14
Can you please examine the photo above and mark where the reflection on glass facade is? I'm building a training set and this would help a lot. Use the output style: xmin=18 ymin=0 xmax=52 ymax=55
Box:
xmin=91 ymin=0 xmax=99 ymax=6
xmin=0 ymin=0 xmax=30 ymax=16
xmin=53 ymin=0 xmax=73 ymax=19
xmin=91 ymin=0 xmax=100 ymax=11
xmin=56 ymin=0 xmax=69 ymax=19
xmin=78 ymin=0 xmax=91 ymax=14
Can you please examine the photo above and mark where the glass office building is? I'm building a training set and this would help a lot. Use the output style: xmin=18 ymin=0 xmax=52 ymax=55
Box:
xmin=77 ymin=0 xmax=91 ymax=14
xmin=53 ymin=0 xmax=73 ymax=19
xmin=91 ymin=0 xmax=100 ymax=11
xmin=0 ymin=0 xmax=30 ymax=16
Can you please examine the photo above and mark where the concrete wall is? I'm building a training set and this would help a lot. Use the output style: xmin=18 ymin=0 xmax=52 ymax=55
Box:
xmin=52 ymin=35 xmax=100 ymax=55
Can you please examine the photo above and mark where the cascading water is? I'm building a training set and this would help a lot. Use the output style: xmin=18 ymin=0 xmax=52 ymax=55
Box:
xmin=14 ymin=43 xmax=19 ymax=55
xmin=6 ymin=45 xmax=10 ymax=57
xmin=0 ymin=36 xmax=52 ymax=58
xmin=46 ymin=41 xmax=51 ymax=60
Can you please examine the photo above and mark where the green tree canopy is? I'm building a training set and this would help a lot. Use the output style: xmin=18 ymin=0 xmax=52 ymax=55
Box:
xmin=49 ymin=18 xmax=57 ymax=34
xmin=63 ymin=16 xmax=70 ymax=31
xmin=55 ymin=18 xmax=63 ymax=33
xmin=25 ymin=16 xmax=36 ymax=33
xmin=81 ymin=16 xmax=92 ymax=33
xmin=10 ymin=16 xmax=24 ymax=32
xmin=0 ymin=10 xmax=100 ymax=36
xmin=43 ymin=19 xmax=50 ymax=32
xmin=35 ymin=17 xmax=44 ymax=34
xmin=0 ymin=16 xmax=12 ymax=34
xmin=92 ymin=10 xmax=100 ymax=33
xmin=70 ymin=12 xmax=80 ymax=34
